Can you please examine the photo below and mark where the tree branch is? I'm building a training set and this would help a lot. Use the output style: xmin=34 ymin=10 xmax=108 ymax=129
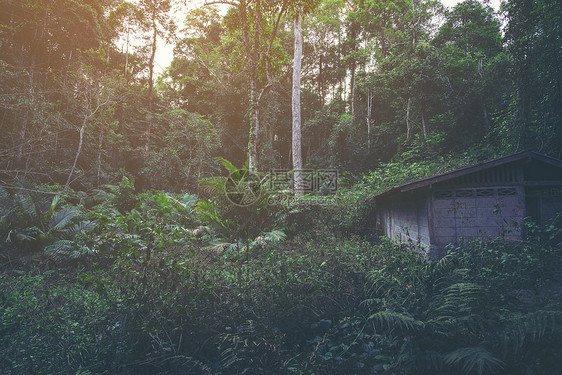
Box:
xmin=203 ymin=0 xmax=238 ymax=6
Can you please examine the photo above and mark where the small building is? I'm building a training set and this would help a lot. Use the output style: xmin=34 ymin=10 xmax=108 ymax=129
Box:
xmin=374 ymin=151 xmax=562 ymax=257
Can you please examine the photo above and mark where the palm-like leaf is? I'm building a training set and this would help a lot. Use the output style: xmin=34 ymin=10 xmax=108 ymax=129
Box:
xmin=195 ymin=199 xmax=235 ymax=238
xmin=251 ymin=230 xmax=287 ymax=247
xmin=49 ymin=206 xmax=79 ymax=231
xmin=369 ymin=310 xmax=424 ymax=332
xmin=444 ymin=347 xmax=504 ymax=375
xmin=69 ymin=220 xmax=95 ymax=234
xmin=216 ymin=157 xmax=242 ymax=177
xmin=500 ymin=310 xmax=561 ymax=355
xmin=198 ymin=176 xmax=227 ymax=195
xmin=46 ymin=195 xmax=63 ymax=218
xmin=15 ymin=193 xmax=37 ymax=218
xmin=44 ymin=240 xmax=75 ymax=255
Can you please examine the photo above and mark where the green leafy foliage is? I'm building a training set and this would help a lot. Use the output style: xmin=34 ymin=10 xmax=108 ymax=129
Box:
xmin=0 ymin=185 xmax=94 ymax=256
xmin=196 ymin=158 xmax=286 ymax=254
xmin=0 ymin=184 xmax=561 ymax=374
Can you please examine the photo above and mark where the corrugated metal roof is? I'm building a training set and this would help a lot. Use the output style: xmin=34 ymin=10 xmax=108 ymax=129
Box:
xmin=373 ymin=151 xmax=562 ymax=199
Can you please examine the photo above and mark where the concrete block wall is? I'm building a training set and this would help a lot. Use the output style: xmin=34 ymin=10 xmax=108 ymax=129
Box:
xmin=431 ymin=186 xmax=525 ymax=247
xmin=381 ymin=192 xmax=430 ymax=249
xmin=538 ymin=188 xmax=562 ymax=226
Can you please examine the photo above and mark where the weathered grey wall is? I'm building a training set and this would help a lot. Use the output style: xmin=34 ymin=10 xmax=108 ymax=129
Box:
xmin=537 ymin=188 xmax=562 ymax=226
xmin=377 ymin=192 xmax=430 ymax=250
xmin=374 ymin=156 xmax=562 ymax=257
xmin=430 ymin=186 xmax=525 ymax=248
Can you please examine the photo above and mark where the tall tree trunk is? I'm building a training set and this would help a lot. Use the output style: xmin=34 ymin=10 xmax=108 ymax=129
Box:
xmin=292 ymin=14 xmax=303 ymax=195
xmin=319 ymin=53 xmax=325 ymax=104
xmin=366 ymin=87 xmax=372 ymax=153
xmin=406 ymin=89 xmax=412 ymax=140
xmin=350 ymin=63 xmax=356 ymax=117
xmin=125 ymin=26 xmax=130 ymax=80
xmin=17 ymin=52 xmax=35 ymax=166
xmin=66 ymin=114 xmax=88 ymax=187
xmin=146 ymin=11 xmax=157 ymax=152
xmin=244 ymin=0 xmax=263 ymax=173
xmin=348 ymin=20 xmax=358 ymax=118
xmin=421 ymin=111 xmax=427 ymax=139
xmin=97 ymin=123 xmax=104 ymax=187
xmin=248 ymin=77 xmax=259 ymax=172
xmin=17 ymin=111 xmax=28 ymax=166
xmin=483 ymin=105 xmax=490 ymax=133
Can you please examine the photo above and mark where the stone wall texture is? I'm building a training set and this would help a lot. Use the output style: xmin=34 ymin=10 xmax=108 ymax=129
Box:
xmin=377 ymin=192 xmax=430 ymax=250
xmin=430 ymin=186 xmax=525 ymax=248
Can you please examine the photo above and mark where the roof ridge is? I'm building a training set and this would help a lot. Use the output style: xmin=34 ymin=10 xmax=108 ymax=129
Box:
xmin=373 ymin=151 xmax=562 ymax=199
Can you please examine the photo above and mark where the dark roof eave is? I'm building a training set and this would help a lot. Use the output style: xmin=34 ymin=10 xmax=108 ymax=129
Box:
xmin=373 ymin=151 xmax=562 ymax=200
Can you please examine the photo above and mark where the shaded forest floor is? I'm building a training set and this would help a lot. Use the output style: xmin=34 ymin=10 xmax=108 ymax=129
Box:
xmin=1 ymin=220 xmax=561 ymax=374
xmin=1 ymin=155 xmax=561 ymax=374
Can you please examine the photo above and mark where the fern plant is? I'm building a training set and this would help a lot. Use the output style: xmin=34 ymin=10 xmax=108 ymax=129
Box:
xmin=363 ymin=237 xmax=562 ymax=375
xmin=196 ymin=157 xmax=287 ymax=255
xmin=0 ymin=185 xmax=94 ymax=256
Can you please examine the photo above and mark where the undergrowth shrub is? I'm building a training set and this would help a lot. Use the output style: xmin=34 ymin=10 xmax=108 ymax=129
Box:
xmin=357 ymin=234 xmax=562 ymax=375
xmin=1 ymin=179 xmax=560 ymax=374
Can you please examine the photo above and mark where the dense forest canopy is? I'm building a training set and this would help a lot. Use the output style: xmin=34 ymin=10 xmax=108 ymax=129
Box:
xmin=1 ymin=1 xmax=562 ymax=374
xmin=0 ymin=0 xmax=560 ymax=191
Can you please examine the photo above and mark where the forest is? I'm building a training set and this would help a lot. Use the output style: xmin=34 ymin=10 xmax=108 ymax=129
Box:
xmin=0 ymin=0 xmax=561 ymax=374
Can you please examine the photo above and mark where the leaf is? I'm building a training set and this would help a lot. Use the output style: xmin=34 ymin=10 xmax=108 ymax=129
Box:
xmin=368 ymin=310 xmax=424 ymax=332
xmin=49 ymin=207 xmax=79 ymax=231
xmin=216 ymin=157 xmax=240 ymax=176
xmin=44 ymin=240 xmax=75 ymax=255
xmin=444 ymin=347 xmax=504 ymax=375
xmin=47 ymin=195 xmax=63 ymax=218
xmin=69 ymin=220 xmax=96 ymax=233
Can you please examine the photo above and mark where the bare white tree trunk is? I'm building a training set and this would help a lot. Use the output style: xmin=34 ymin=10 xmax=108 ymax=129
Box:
xmin=406 ymin=93 xmax=412 ymax=140
xmin=421 ymin=111 xmax=427 ymax=139
xmin=366 ymin=87 xmax=372 ymax=153
xmin=292 ymin=14 xmax=303 ymax=195
xmin=146 ymin=12 xmax=157 ymax=153
xmin=97 ymin=122 xmax=104 ymax=187
xmin=248 ymin=78 xmax=259 ymax=172
xmin=66 ymin=114 xmax=88 ymax=187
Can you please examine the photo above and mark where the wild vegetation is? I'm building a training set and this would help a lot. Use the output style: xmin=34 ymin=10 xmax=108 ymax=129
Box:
xmin=1 ymin=178 xmax=560 ymax=374
xmin=1 ymin=0 xmax=561 ymax=374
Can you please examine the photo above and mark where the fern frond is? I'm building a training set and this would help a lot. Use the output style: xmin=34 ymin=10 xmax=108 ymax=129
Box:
xmin=14 ymin=231 xmax=36 ymax=242
xmin=369 ymin=310 xmax=424 ymax=333
xmin=45 ymin=240 xmax=95 ymax=259
xmin=179 ymin=193 xmax=198 ymax=210
xmin=69 ymin=220 xmax=95 ymax=233
xmin=102 ymin=184 xmax=120 ymax=194
xmin=500 ymin=310 xmax=561 ymax=356
xmin=207 ymin=242 xmax=234 ymax=253
xmin=46 ymin=195 xmax=63 ymax=218
xmin=15 ymin=193 xmax=37 ymax=218
xmin=444 ymin=347 xmax=504 ymax=375
xmin=198 ymin=177 xmax=227 ymax=195
xmin=220 ymin=346 xmax=242 ymax=369
xmin=225 ymin=243 xmax=240 ymax=253
xmin=50 ymin=206 xmax=79 ymax=231
xmin=433 ymin=252 xmax=455 ymax=273
xmin=431 ymin=283 xmax=483 ymax=314
xmin=0 ymin=186 xmax=15 ymax=216
xmin=194 ymin=199 xmax=233 ymax=237
xmin=216 ymin=157 xmax=241 ymax=176
xmin=251 ymin=230 xmax=287 ymax=247
xmin=397 ymin=349 xmax=444 ymax=373
xmin=44 ymin=240 xmax=74 ymax=255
